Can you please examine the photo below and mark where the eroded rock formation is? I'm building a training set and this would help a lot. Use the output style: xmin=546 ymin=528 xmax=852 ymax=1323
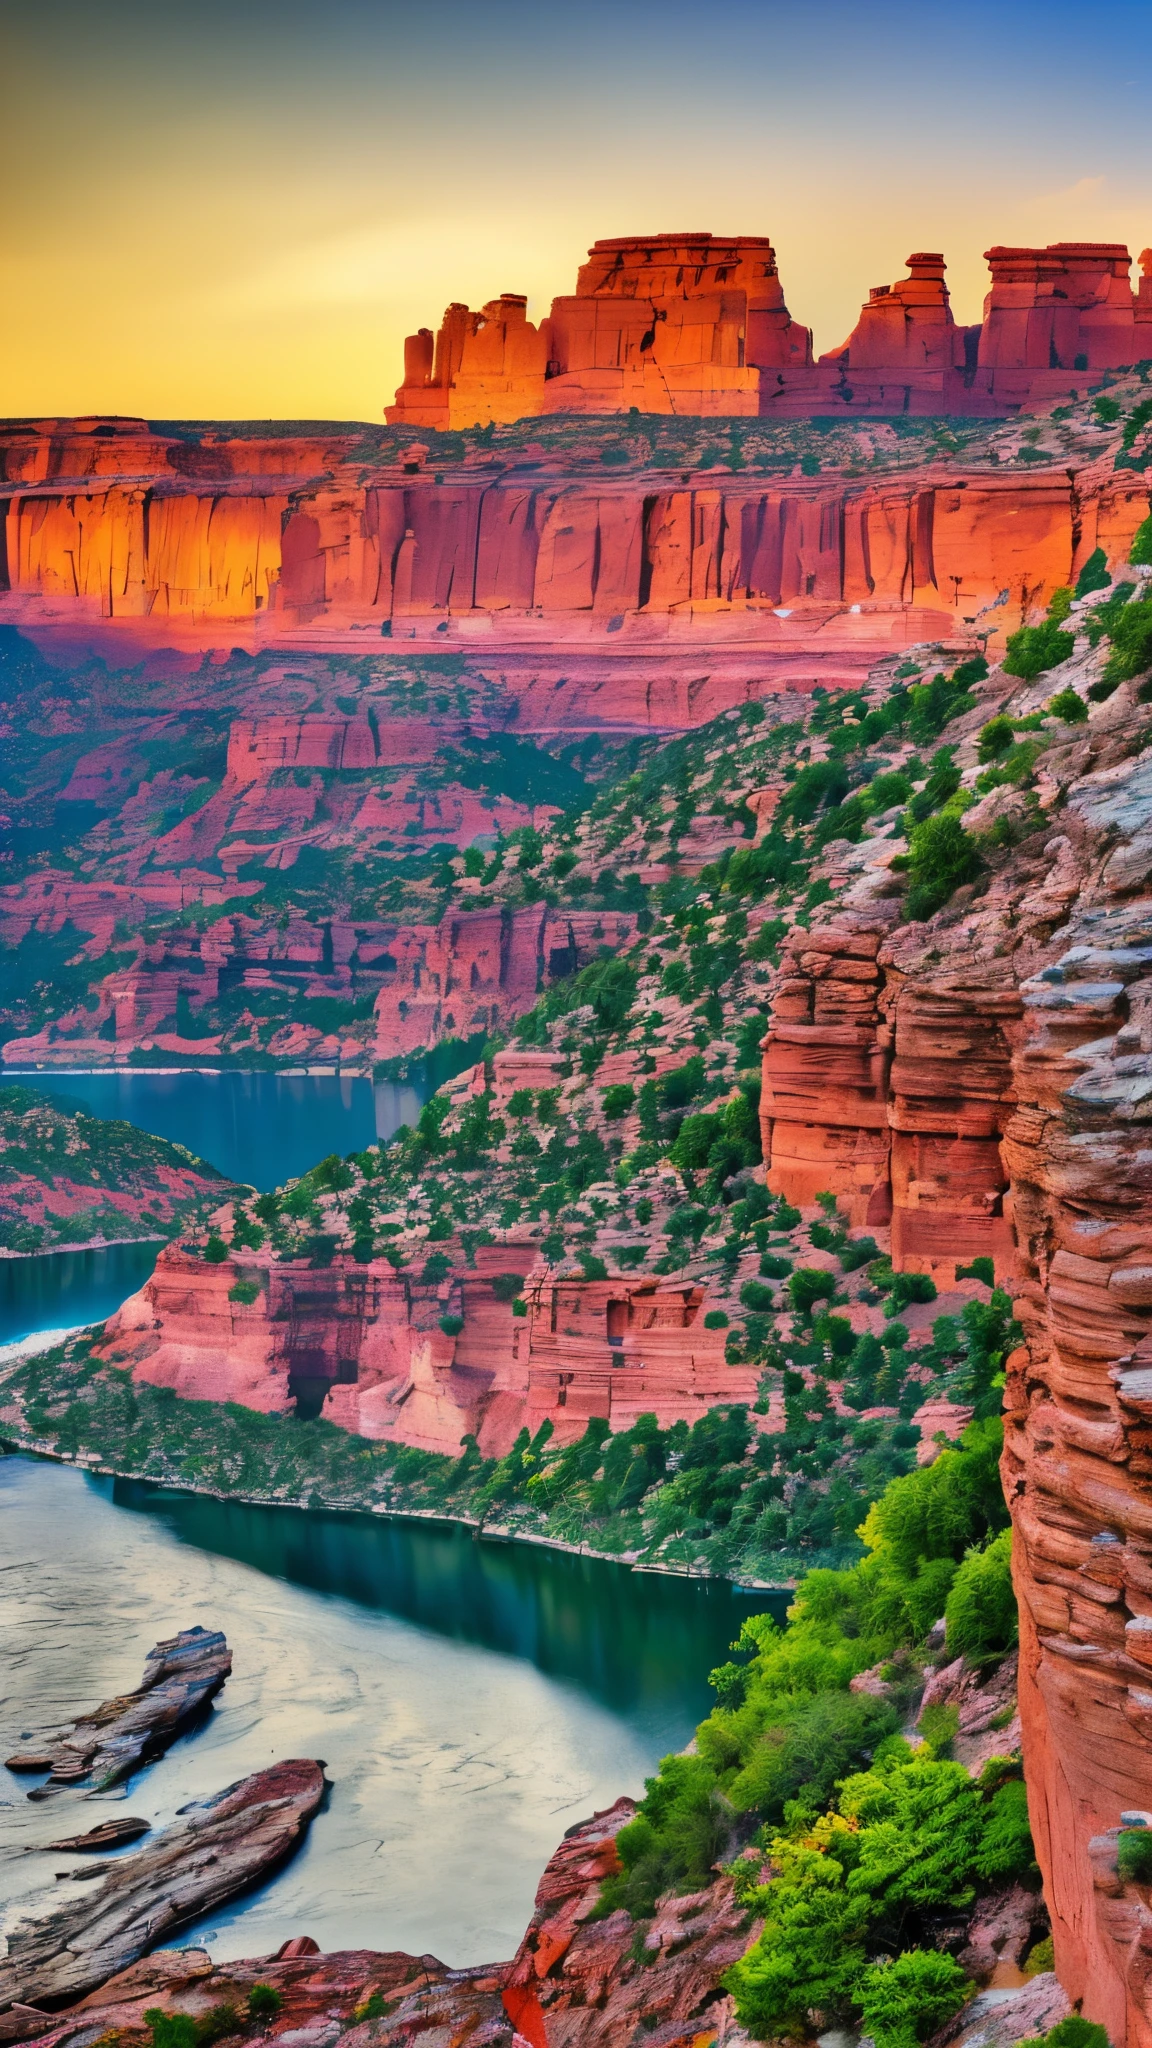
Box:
xmin=5 ymin=414 xmax=1148 ymax=642
xmin=391 ymin=234 xmax=1152 ymax=426
xmin=758 ymin=671 xmax=1152 ymax=2044
xmin=103 ymin=1238 xmax=760 ymax=1451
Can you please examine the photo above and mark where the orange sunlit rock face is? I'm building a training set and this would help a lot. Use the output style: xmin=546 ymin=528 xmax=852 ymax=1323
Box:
xmin=388 ymin=233 xmax=812 ymax=428
xmin=8 ymin=416 xmax=1148 ymax=654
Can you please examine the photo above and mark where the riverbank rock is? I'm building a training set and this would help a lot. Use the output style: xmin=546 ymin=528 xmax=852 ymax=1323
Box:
xmin=0 ymin=1760 xmax=325 ymax=2013
xmin=40 ymin=1820 xmax=150 ymax=1853
xmin=6 ymin=1627 xmax=231 ymax=1790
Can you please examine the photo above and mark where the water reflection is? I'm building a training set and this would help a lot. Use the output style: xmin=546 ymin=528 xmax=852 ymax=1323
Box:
xmin=1 ymin=1070 xmax=421 ymax=1191
xmin=0 ymin=1459 xmax=782 ymax=1966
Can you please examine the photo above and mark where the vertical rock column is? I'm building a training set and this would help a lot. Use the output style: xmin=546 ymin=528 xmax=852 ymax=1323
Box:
xmin=1001 ymin=928 xmax=1152 ymax=2048
xmin=760 ymin=916 xmax=895 ymax=1224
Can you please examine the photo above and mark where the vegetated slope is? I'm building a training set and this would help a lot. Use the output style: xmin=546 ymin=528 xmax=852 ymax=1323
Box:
xmin=3 ymin=376 xmax=1151 ymax=1071
xmin=0 ymin=604 xmax=1076 ymax=1563
xmin=0 ymin=1085 xmax=237 ymax=1254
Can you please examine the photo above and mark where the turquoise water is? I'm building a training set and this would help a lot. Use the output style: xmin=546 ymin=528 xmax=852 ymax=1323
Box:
xmin=0 ymin=1240 xmax=164 ymax=1346
xmin=0 ymin=1069 xmax=424 ymax=1344
xmin=0 ymin=1458 xmax=785 ymax=1965
xmin=1 ymin=1069 xmax=421 ymax=1190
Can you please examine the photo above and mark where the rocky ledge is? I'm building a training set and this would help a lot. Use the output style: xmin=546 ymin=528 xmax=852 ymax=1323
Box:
xmin=0 ymin=1798 xmax=748 ymax=2048
xmin=0 ymin=1760 xmax=326 ymax=2016
xmin=6 ymin=1628 xmax=232 ymax=1791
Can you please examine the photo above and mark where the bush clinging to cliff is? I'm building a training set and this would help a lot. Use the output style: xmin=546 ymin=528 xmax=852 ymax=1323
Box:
xmin=902 ymin=811 xmax=982 ymax=921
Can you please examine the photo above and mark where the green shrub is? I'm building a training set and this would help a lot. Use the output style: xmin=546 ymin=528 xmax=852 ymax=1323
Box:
xmin=1003 ymin=618 xmax=1075 ymax=679
xmin=788 ymin=1267 xmax=837 ymax=1316
xmin=669 ymin=1110 xmax=724 ymax=1171
xmin=978 ymin=715 xmax=1017 ymax=762
xmin=1046 ymin=585 xmax=1074 ymax=624
xmin=945 ymin=1528 xmax=1018 ymax=1661
xmin=740 ymin=1279 xmax=778 ymax=1313
xmin=1019 ymin=2018 xmax=1109 ymax=2048
xmin=780 ymin=758 xmax=851 ymax=826
xmin=489 ymin=1271 xmax=526 ymax=1301
xmin=906 ymin=746 xmax=962 ymax=824
xmin=956 ymin=1255 xmax=995 ymax=1285
xmin=886 ymin=1271 xmax=937 ymax=1314
xmin=145 ymin=2014 xmax=197 ymax=2048
xmin=203 ymin=1234 xmax=228 ymax=1264
xmin=723 ymin=1834 xmax=872 ymax=2035
xmin=1076 ymin=545 xmax=1112 ymax=595
xmin=1046 ymin=687 xmax=1088 ymax=723
xmin=1093 ymin=397 xmax=1122 ymax=425
xmin=1023 ymin=1934 xmax=1055 ymax=1976
xmin=601 ymin=1082 xmax=635 ymax=1120
xmin=839 ymin=1235 xmax=880 ymax=1272
xmin=703 ymin=1309 xmax=729 ymax=1329
xmin=1103 ymin=596 xmax=1152 ymax=683
xmin=758 ymin=1252 xmax=792 ymax=1278
xmin=439 ymin=1314 xmax=465 ymax=1336
xmin=976 ymin=1776 xmax=1035 ymax=1882
xmin=907 ymin=672 xmax=976 ymax=744
xmin=247 ymin=1986 xmax=283 ymax=2023
xmin=865 ymin=769 xmax=914 ymax=811
xmin=904 ymin=812 xmax=982 ymax=922
xmin=1117 ymin=1828 xmax=1152 ymax=1882
xmin=1130 ymin=514 xmax=1152 ymax=567
xmin=856 ymin=1950 xmax=970 ymax=2048
xmin=227 ymin=1279 xmax=261 ymax=1306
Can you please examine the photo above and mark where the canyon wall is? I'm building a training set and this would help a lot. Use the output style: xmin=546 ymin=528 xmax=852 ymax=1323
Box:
xmin=1 ymin=863 xmax=635 ymax=1068
xmin=390 ymin=234 xmax=1152 ymax=427
xmin=5 ymin=416 xmax=1149 ymax=645
xmin=760 ymin=732 xmax=1152 ymax=2045
xmin=105 ymin=1239 xmax=760 ymax=1453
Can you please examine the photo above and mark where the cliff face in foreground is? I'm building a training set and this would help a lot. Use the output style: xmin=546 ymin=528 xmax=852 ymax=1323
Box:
xmin=755 ymin=684 xmax=1152 ymax=2036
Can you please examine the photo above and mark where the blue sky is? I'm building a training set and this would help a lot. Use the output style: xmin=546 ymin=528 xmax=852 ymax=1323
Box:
xmin=2 ymin=0 xmax=1149 ymax=417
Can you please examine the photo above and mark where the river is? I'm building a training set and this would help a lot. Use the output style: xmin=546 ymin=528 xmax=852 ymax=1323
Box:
xmin=0 ymin=1458 xmax=780 ymax=1966
xmin=0 ymin=1069 xmax=424 ymax=1347
xmin=2 ymin=1069 xmax=422 ymax=1191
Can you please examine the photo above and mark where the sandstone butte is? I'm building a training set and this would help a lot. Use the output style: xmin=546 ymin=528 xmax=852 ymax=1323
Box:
xmin=388 ymin=232 xmax=1152 ymax=426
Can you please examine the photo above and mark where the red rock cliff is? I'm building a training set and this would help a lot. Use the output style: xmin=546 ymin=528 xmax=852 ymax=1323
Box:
xmin=758 ymin=665 xmax=1152 ymax=2043
xmin=7 ymin=415 xmax=1148 ymax=651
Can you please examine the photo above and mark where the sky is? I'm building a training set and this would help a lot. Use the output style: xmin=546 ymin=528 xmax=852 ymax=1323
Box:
xmin=2 ymin=0 xmax=1151 ymax=423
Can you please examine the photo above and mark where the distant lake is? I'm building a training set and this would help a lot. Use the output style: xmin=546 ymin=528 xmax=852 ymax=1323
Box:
xmin=0 ymin=1240 xmax=165 ymax=1347
xmin=0 ymin=1069 xmax=421 ymax=1189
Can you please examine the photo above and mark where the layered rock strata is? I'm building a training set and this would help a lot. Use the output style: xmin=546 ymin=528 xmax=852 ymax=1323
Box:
xmin=103 ymin=1242 xmax=760 ymax=1451
xmin=5 ymin=1628 xmax=231 ymax=1791
xmin=759 ymin=696 xmax=1152 ymax=2043
xmin=6 ymin=415 xmax=1148 ymax=641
